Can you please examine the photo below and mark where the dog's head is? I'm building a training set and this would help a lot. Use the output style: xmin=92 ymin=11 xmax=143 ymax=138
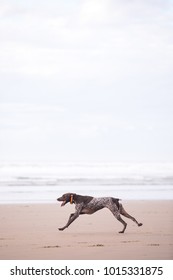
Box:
xmin=57 ymin=193 xmax=76 ymax=206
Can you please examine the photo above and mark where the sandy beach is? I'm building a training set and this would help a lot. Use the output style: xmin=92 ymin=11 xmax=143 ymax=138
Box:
xmin=0 ymin=200 xmax=172 ymax=260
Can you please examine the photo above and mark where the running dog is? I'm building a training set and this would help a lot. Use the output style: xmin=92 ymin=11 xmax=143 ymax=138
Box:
xmin=57 ymin=193 xmax=143 ymax=233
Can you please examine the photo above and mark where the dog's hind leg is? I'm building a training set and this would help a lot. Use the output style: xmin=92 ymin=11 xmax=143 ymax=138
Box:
xmin=107 ymin=205 xmax=127 ymax=233
xmin=117 ymin=214 xmax=127 ymax=233
xmin=119 ymin=204 xmax=142 ymax=227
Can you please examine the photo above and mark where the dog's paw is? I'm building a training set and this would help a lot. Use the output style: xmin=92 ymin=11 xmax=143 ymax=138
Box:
xmin=58 ymin=227 xmax=65 ymax=231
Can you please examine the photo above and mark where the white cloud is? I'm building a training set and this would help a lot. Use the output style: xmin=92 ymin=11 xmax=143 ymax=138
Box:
xmin=79 ymin=0 xmax=109 ymax=25
xmin=0 ymin=0 xmax=173 ymax=162
xmin=0 ymin=0 xmax=172 ymax=83
xmin=0 ymin=102 xmax=66 ymax=134
xmin=0 ymin=102 xmax=65 ymax=114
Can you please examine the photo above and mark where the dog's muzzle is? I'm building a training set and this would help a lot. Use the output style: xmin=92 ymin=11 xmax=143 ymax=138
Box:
xmin=57 ymin=197 xmax=67 ymax=207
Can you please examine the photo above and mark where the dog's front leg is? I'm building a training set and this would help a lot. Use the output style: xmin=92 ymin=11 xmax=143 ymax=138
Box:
xmin=59 ymin=204 xmax=83 ymax=231
xmin=59 ymin=212 xmax=79 ymax=231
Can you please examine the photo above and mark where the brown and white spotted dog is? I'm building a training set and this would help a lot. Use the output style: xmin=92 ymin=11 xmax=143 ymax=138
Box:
xmin=57 ymin=193 xmax=142 ymax=233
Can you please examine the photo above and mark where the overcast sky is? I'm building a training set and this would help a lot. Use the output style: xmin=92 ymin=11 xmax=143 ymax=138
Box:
xmin=0 ymin=0 xmax=173 ymax=163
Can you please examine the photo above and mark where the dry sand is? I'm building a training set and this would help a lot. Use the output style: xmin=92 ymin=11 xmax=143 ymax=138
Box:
xmin=0 ymin=200 xmax=173 ymax=260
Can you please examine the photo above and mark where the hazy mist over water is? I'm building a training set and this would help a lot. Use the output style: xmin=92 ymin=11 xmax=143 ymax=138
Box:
xmin=0 ymin=161 xmax=172 ymax=203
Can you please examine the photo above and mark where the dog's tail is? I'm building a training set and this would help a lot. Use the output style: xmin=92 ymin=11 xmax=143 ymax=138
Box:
xmin=112 ymin=198 xmax=121 ymax=210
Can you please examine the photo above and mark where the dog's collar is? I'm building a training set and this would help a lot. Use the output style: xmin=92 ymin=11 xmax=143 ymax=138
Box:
xmin=70 ymin=194 xmax=74 ymax=204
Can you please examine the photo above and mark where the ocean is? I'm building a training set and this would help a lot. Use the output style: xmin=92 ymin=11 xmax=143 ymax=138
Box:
xmin=0 ymin=162 xmax=173 ymax=204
